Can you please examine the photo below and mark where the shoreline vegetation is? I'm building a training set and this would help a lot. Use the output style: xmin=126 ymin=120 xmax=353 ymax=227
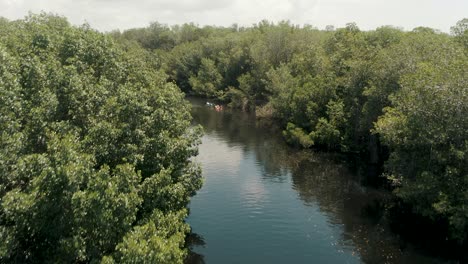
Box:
xmin=0 ymin=14 xmax=202 ymax=263
xmin=1 ymin=12 xmax=467 ymax=262
xmin=111 ymin=16 xmax=467 ymax=260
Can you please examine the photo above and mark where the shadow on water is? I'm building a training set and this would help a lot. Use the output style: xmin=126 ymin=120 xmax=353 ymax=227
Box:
xmin=185 ymin=232 xmax=206 ymax=264
xmin=185 ymin=97 xmax=457 ymax=264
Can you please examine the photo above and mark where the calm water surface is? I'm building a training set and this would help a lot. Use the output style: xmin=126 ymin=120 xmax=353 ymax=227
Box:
xmin=186 ymin=98 xmax=441 ymax=264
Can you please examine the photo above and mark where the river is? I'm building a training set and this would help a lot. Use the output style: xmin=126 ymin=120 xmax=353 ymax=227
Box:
xmin=185 ymin=98 xmax=443 ymax=264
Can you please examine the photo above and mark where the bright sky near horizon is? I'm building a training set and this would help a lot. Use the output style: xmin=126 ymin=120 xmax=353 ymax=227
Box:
xmin=0 ymin=0 xmax=466 ymax=32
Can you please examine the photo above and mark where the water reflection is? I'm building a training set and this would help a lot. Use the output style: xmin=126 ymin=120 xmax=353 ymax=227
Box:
xmin=186 ymin=97 xmax=442 ymax=264
xmin=185 ymin=232 xmax=206 ymax=264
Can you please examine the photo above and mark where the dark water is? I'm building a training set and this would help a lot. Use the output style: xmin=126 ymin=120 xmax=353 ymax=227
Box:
xmin=186 ymin=98 xmax=442 ymax=264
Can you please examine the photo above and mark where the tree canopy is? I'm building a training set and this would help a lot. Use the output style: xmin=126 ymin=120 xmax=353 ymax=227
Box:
xmin=0 ymin=13 xmax=202 ymax=263
xmin=115 ymin=18 xmax=468 ymax=243
xmin=1 ymin=12 xmax=467 ymax=261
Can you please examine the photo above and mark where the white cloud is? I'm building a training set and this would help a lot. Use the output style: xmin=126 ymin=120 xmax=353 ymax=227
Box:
xmin=0 ymin=0 xmax=466 ymax=32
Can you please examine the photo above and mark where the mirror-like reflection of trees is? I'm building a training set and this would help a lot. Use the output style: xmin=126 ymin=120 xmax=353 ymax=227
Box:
xmin=187 ymin=98 xmax=443 ymax=264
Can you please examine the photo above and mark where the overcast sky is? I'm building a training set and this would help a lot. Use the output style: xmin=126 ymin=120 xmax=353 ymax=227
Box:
xmin=1 ymin=0 xmax=466 ymax=32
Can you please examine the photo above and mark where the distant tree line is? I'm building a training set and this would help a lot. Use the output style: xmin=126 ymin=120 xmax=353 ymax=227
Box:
xmin=111 ymin=18 xmax=468 ymax=242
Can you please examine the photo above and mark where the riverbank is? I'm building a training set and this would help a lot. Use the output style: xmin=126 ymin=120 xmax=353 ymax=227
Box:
xmin=116 ymin=19 xmax=467 ymax=251
xmin=186 ymin=96 xmax=467 ymax=263
xmin=185 ymin=98 xmax=467 ymax=263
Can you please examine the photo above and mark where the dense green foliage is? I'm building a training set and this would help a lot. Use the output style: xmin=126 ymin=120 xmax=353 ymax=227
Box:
xmin=375 ymin=44 xmax=467 ymax=240
xmin=0 ymin=14 xmax=202 ymax=263
xmin=114 ymin=19 xmax=468 ymax=242
xmin=0 ymin=11 xmax=466 ymax=260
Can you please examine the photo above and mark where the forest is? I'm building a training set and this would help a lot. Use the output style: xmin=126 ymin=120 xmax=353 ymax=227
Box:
xmin=0 ymin=14 xmax=202 ymax=263
xmin=0 ymin=12 xmax=467 ymax=263
xmin=112 ymin=17 xmax=467 ymax=243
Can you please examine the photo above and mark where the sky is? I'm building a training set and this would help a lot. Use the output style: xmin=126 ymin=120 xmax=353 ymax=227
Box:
xmin=0 ymin=0 xmax=466 ymax=32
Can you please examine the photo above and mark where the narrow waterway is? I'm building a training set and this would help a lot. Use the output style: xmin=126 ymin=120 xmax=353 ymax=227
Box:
xmin=186 ymin=98 xmax=441 ymax=264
